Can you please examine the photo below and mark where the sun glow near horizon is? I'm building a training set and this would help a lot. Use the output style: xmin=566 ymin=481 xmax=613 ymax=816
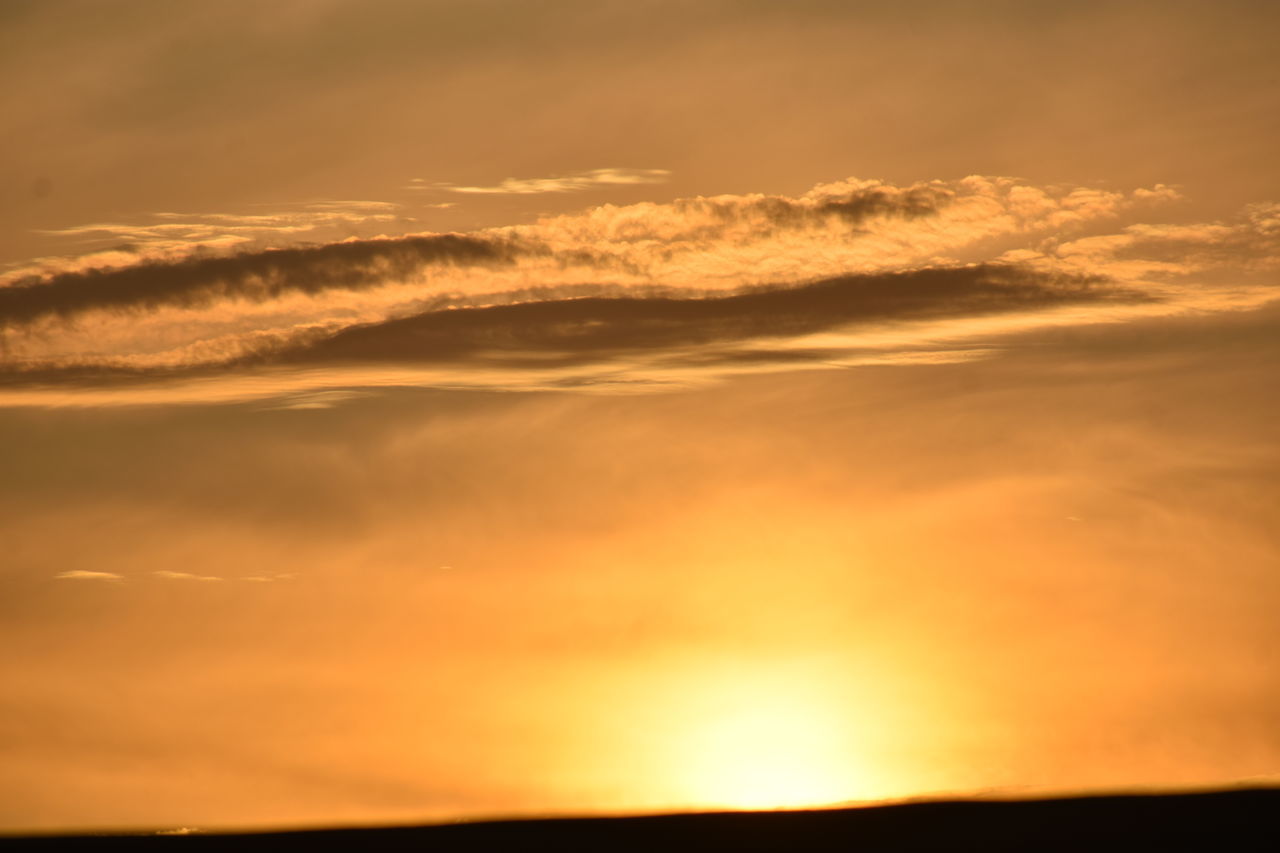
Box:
xmin=677 ymin=703 xmax=869 ymax=810
xmin=638 ymin=667 xmax=898 ymax=812
xmin=4 ymin=0 xmax=1280 ymax=834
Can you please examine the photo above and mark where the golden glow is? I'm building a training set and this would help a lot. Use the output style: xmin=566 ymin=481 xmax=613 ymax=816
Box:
xmin=4 ymin=0 xmax=1280 ymax=834
xmin=681 ymin=701 xmax=858 ymax=809
xmin=656 ymin=668 xmax=884 ymax=811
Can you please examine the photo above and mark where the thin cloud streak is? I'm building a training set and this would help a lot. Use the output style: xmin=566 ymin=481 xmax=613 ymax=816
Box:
xmin=427 ymin=167 xmax=672 ymax=195
xmin=9 ymin=201 xmax=418 ymax=284
xmin=153 ymin=570 xmax=222 ymax=582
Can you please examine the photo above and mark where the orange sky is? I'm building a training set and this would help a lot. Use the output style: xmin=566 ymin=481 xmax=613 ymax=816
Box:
xmin=2 ymin=0 xmax=1278 ymax=834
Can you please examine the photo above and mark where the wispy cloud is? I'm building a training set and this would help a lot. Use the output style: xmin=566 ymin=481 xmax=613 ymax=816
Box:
xmin=36 ymin=200 xmax=405 ymax=243
xmin=268 ymin=390 xmax=371 ymax=410
xmin=425 ymin=168 xmax=671 ymax=195
xmin=1000 ymin=199 xmax=1280 ymax=288
xmin=154 ymin=570 xmax=222 ymax=582
xmin=55 ymin=570 xmax=123 ymax=582
xmin=8 ymin=201 xmax=417 ymax=285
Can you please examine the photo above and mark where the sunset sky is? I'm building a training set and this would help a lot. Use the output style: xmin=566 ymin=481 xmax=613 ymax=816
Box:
xmin=2 ymin=0 xmax=1279 ymax=833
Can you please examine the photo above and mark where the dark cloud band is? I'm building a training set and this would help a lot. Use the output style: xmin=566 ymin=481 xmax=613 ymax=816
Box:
xmin=266 ymin=264 xmax=1131 ymax=367
xmin=0 ymin=234 xmax=512 ymax=329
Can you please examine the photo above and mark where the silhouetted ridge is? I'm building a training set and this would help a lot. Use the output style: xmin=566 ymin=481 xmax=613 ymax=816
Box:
xmin=4 ymin=787 xmax=1276 ymax=852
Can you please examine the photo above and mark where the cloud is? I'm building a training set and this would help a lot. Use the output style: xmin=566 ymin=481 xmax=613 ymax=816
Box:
xmin=55 ymin=570 xmax=123 ymax=581
xmin=0 ymin=174 xmax=1273 ymax=407
xmin=1001 ymin=200 xmax=1280 ymax=293
xmin=485 ymin=176 xmax=1156 ymax=290
xmin=1 ymin=177 xmax=965 ymax=340
xmin=154 ymin=570 xmax=222 ymax=582
xmin=0 ymin=176 xmax=1138 ymax=341
xmin=0 ymin=270 xmax=1174 ymax=408
xmin=278 ymin=264 xmax=1135 ymax=367
xmin=267 ymin=390 xmax=372 ymax=410
xmin=0 ymin=233 xmax=513 ymax=330
xmin=428 ymin=167 xmax=671 ymax=195
xmin=12 ymin=201 xmax=416 ymax=284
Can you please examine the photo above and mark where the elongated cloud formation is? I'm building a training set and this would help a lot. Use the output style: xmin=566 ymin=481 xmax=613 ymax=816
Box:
xmin=277 ymin=265 xmax=1127 ymax=367
xmin=55 ymin=570 xmax=123 ymax=582
xmin=2 ymin=177 xmax=1160 ymax=321
xmin=0 ymin=175 xmax=1273 ymax=406
xmin=5 ymin=201 xmax=419 ymax=284
xmin=0 ymin=233 xmax=509 ymax=329
xmin=154 ymin=570 xmax=222 ymax=582
xmin=425 ymin=167 xmax=672 ymax=194
xmin=35 ymin=201 xmax=404 ymax=246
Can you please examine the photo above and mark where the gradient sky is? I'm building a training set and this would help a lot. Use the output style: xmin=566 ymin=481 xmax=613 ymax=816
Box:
xmin=2 ymin=0 xmax=1279 ymax=833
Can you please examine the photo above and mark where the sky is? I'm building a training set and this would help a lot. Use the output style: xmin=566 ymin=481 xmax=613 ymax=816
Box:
xmin=2 ymin=0 xmax=1279 ymax=833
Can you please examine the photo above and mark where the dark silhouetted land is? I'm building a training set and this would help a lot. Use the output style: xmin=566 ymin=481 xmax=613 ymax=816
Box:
xmin=3 ymin=787 xmax=1277 ymax=851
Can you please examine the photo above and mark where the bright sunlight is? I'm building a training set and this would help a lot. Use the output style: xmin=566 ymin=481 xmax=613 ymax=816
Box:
xmin=659 ymin=666 xmax=887 ymax=811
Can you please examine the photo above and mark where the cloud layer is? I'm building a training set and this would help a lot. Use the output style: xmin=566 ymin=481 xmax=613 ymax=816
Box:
xmin=275 ymin=265 xmax=1129 ymax=368
xmin=0 ymin=175 xmax=1274 ymax=406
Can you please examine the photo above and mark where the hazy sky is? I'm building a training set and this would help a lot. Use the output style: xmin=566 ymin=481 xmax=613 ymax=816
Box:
xmin=2 ymin=0 xmax=1278 ymax=833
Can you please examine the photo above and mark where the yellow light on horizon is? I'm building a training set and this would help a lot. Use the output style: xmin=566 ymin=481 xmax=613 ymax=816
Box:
xmin=654 ymin=666 xmax=887 ymax=811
